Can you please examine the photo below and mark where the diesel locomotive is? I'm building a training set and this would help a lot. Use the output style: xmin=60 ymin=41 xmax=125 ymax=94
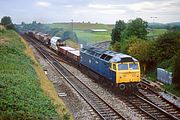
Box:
xmin=80 ymin=47 xmax=140 ymax=90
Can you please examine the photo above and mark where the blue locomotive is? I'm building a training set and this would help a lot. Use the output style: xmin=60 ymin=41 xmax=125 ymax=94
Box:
xmin=80 ymin=47 xmax=141 ymax=90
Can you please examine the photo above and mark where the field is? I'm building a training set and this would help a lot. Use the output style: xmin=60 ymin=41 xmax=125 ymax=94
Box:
xmin=48 ymin=23 xmax=113 ymax=45
xmin=0 ymin=29 xmax=70 ymax=119
xmin=147 ymin=29 xmax=168 ymax=38
xmin=48 ymin=22 xmax=114 ymax=31
xmin=75 ymin=30 xmax=111 ymax=45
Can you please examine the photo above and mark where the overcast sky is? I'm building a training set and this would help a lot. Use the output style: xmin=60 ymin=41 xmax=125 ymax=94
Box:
xmin=0 ymin=0 xmax=180 ymax=24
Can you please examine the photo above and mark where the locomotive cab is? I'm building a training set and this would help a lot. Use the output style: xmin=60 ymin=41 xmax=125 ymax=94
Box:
xmin=110 ymin=61 xmax=140 ymax=90
xmin=116 ymin=62 xmax=140 ymax=83
xmin=110 ymin=62 xmax=140 ymax=83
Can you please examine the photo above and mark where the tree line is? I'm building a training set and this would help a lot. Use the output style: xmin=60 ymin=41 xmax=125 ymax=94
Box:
xmin=0 ymin=16 xmax=15 ymax=30
xmin=111 ymin=18 xmax=180 ymax=90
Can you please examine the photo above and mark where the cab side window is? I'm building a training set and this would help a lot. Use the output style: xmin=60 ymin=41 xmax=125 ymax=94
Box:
xmin=113 ymin=64 xmax=116 ymax=70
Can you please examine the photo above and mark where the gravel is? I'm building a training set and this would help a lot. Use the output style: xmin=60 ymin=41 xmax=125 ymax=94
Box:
xmin=159 ymin=91 xmax=180 ymax=108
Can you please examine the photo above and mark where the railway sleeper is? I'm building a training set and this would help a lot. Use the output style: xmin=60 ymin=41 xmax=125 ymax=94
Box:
xmin=102 ymin=113 xmax=117 ymax=116
xmin=162 ymin=106 xmax=174 ymax=110
xmin=98 ymin=109 xmax=111 ymax=112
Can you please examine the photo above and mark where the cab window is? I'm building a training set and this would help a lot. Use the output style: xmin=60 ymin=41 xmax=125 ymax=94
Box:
xmin=129 ymin=63 xmax=138 ymax=70
xmin=113 ymin=64 xmax=116 ymax=70
xmin=118 ymin=64 xmax=128 ymax=70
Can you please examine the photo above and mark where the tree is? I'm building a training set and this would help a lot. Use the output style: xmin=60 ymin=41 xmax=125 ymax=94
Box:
xmin=173 ymin=50 xmax=180 ymax=90
xmin=62 ymin=31 xmax=78 ymax=41
xmin=1 ymin=16 xmax=15 ymax=30
xmin=127 ymin=36 xmax=157 ymax=72
xmin=155 ymin=31 xmax=180 ymax=62
xmin=126 ymin=18 xmax=148 ymax=39
xmin=111 ymin=20 xmax=126 ymax=44
xmin=111 ymin=42 xmax=121 ymax=52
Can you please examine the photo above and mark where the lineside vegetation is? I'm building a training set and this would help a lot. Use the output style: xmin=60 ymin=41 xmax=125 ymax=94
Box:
xmin=0 ymin=28 xmax=70 ymax=119
xmin=111 ymin=18 xmax=180 ymax=95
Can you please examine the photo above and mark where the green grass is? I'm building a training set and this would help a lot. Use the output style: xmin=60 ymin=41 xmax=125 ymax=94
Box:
xmin=163 ymin=84 xmax=180 ymax=96
xmin=75 ymin=30 xmax=111 ymax=45
xmin=147 ymin=29 xmax=168 ymax=37
xmin=0 ymin=30 xmax=62 ymax=119
xmin=146 ymin=70 xmax=157 ymax=82
xmin=48 ymin=22 xmax=114 ymax=31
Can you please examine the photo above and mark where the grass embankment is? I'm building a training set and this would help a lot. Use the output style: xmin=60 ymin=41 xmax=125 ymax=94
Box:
xmin=0 ymin=29 xmax=71 ymax=119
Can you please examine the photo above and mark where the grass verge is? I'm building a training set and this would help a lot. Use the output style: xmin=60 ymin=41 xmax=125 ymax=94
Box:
xmin=21 ymin=35 xmax=72 ymax=119
xmin=0 ymin=29 xmax=71 ymax=119
xmin=162 ymin=84 xmax=180 ymax=96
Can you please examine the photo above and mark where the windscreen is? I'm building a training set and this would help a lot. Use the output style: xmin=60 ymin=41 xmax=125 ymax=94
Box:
xmin=118 ymin=64 xmax=128 ymax=70
xmin=129 ymin=63 xmax=138 ymax=70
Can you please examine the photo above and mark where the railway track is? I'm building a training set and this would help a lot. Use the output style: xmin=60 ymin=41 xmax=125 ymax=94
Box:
xmin=117 ymin=81 xmax=180 ymax=120
xmin=23 ymin=34 xmax=180 ymax=120
xmin=93 ymin=41 xmax=111 ymax=50
xmin=115 ymin=80 xmax=180 ymax=120
xmin=123 ymin=94 xmax=179 ymax=120
xmin=23 ymin=34 xmax=126 ymax=120
xmin=139 ymin=89 xmax=180 ymax=119
xmin=138 ymin=81 xmax=180 ymax=119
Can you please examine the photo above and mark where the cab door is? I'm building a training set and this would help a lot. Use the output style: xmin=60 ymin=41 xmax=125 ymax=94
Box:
xmin=109 ymin=63 xmax=117 ymax=83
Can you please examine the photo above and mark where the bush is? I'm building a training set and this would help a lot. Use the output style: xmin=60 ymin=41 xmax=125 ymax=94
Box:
xmin=1 ymin=16 xmax=15 ymax=30
xmin=155 ymin=31 xmax=180 ymax=62
xmin=127 ymin=36 xmax=157 ymax=72
xmin=173 ymin=50 xmax=180 ymax=90
xmin=0 ymin=25 xmax=6 ymax=33
xmin=158 ymin=57 xmax=175 ymax=72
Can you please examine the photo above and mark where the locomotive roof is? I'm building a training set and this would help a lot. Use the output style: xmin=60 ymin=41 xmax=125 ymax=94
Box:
xmin=81 ymin=47 xmax=138 ymax=62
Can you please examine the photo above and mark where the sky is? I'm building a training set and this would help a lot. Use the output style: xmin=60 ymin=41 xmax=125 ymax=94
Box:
xmin=0 ymin=0 xmax=180 ymax=24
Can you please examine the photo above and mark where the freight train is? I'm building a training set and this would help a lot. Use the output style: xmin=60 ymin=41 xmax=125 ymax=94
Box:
xmin=26 ymin=31 xmax=141 ymax=91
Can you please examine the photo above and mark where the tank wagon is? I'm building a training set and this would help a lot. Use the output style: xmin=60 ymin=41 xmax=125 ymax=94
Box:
xmin=26 ymin=31 xmax=141 ymax=91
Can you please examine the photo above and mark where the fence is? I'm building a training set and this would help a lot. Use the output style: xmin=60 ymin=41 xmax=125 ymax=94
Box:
xmin=157 ymin=68 xmax=172 ymax=85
